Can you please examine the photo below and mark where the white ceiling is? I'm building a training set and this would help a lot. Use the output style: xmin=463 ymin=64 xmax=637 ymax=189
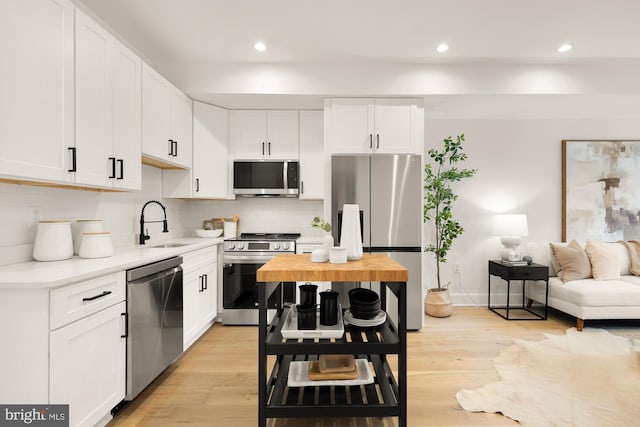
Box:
xmin=75 ymin=0 xmax=640 ymax=115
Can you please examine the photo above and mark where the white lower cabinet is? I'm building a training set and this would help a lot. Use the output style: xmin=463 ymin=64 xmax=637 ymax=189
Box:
xmin=182 ymin=245 xmax=219 ymax=350
xmin=0 ymin=271 xmax=127 ymax=427
xmin=50 ymin=301 xmax=126 ymax=427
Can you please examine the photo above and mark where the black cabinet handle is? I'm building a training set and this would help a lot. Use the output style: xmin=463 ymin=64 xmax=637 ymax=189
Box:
xmin=108 ymin=157 xmax=116 ymax=178
xmin=369 ymin=134 xmax=373 ymax=149
xmin=262 ymin=142 xmax=265 ymax=156
xmin=117 ymin=159 xmax=124 ymax=179
xmin=168 ymin=139 xmax=173 ymax=156
xmin=203 ymin=273 xmax=208 ymax=290
xmin=198 ymin=275 xmax=203 ymax=292
xmin=172 ymin=140 xmax=178 ymax=157
xmin=82 ymin=290 xmax=112 ymax=302
xmin=68 ymin=147 xmax=77 ymax=172
xmin=268 ymin=142 xmax=271 ymax=156
xmin=121 ymin=312 xmax=128 ymax=338
xmin=195 ymin=178 xmax=200 ymax=192
xmin=301 ymin=181 xmax=304 ymax=194
xmin=376 ymin=134 xmax=380 ymax=149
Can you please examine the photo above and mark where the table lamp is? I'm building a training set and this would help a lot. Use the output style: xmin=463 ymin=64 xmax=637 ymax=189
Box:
xmin=494 ymin=214 xmax=528 ymax=261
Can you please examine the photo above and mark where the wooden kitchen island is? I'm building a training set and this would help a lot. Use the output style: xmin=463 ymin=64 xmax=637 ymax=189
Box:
xmin=256 ymin=254 xmax=408 ymax=427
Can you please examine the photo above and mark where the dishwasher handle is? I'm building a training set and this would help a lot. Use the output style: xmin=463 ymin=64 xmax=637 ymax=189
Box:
xmin=127 ymin=256 xmax=183 ymax=282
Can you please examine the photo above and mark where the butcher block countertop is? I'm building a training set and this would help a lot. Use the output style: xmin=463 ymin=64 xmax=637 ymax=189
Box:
xmin=256 ymin=254 xmax=408 ymax=282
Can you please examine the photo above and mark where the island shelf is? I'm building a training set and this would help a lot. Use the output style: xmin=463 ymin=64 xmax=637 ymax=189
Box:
xmin=257 ymin=254 xmax=408 ymax=427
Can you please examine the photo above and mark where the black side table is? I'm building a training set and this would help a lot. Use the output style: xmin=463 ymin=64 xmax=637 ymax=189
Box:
xmin=488 ymin=260 xmax=549 ymax=320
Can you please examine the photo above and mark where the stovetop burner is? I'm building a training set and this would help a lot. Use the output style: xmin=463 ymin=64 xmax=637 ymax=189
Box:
xmin=227 ymin=233 xmax=301 ymax=241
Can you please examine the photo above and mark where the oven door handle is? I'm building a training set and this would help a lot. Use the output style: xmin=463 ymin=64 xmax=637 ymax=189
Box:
xmin=223 ymin=255 xmax=275 ymax=264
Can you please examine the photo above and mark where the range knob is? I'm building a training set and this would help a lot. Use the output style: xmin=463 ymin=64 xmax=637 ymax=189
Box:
xmin=228 ymin=243 xmax=235 ymax=250
xmin=283 ymin=243 xmax=290 ymax=250
xmin=274 ymin=242 xmax=280 ymax=250
xmin=237 ymin=243 xmax=244 ymax=250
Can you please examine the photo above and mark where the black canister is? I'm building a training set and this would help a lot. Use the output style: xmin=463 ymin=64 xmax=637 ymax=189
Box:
xmin=319 ymin=290 xmax=339 ymax=326
xmin=296 ymin=304 xmax=317 ymax=330
xmin=299 ymin=283 xmax=318 ymax=306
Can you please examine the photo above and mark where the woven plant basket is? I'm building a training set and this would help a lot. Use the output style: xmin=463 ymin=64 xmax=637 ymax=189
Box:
xmin=424 ymin=288 xmax=453 ymax=318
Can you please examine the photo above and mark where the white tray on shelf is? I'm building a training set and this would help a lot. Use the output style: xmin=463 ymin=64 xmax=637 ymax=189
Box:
xmin=280 ymin=305 xmax=344 ymax=339
xmin=287 ymin=358 xmax=374 ymax=387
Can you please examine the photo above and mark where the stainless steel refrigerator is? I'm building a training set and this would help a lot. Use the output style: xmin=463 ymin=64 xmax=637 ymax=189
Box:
xmin=331 ymin=154 xmax=423 ymax=330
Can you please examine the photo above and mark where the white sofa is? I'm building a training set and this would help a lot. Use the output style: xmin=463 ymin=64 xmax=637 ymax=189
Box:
xmin=525 ymin=241 xmax=640 ymax=330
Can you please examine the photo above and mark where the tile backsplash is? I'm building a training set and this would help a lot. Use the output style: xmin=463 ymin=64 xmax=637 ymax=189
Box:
xmin=0 ymin=166 xmax=324 ymax=266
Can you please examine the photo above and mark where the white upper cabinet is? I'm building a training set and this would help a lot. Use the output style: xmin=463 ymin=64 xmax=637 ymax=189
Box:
xmin=0 ymin=0 xmax=75 ymax=183
xmin=299 ymin=110 xmax=324 ymax=200
xmin=74 ymin=9 xmax=141 ymax=190
xmin=231 ymin=110 xmax=299 ymax=160
xmin=164 ymin=101 xmax=230 ymax=199
xmin=111 ymin=38 xmax=142 ymax=190
xmin=142 ymin=63 xmax=192 ymax=169
xmin=326 ymin=98 xmax=423 ymax=155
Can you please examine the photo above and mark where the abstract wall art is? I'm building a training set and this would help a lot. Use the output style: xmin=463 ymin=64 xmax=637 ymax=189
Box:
xmin=563 ymin=140 xmax=640 ymax=243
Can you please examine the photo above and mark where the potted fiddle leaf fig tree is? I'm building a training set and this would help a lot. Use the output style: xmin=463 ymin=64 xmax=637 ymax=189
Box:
xmin=423 ymin=133 xmax=476 ymax=317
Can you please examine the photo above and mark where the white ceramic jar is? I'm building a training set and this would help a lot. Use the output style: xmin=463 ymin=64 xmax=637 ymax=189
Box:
xmin=72 ymin=219 xmax=104 ymax=254
xmin=79 ymin=232 xmax=114 ymax=259
xmin=33 ymin=220 xmax=73 ymax=261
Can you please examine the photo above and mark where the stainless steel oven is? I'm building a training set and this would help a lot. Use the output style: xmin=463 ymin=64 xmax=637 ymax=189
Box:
xmin=222 ymin=233 xmax=298 ymax=325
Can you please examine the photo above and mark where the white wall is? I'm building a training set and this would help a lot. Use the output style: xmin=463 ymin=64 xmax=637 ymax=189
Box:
xmin=424 ymin=118 xmax=640 ymax=306
xmin=0 ymin=166 xmax=187 ymax=265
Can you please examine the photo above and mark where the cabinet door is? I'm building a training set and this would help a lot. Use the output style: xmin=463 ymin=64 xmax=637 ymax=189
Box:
xmin=199 ymin=262 xmax=218 ymax=327
xmin=266 ymin=111 xmax=299 ymax=159
xmin=299 ymin=111 xmax=324 ymax=199
xmin=163 ymin=101 xmax=229 ymax=198
xmin=231 ymin=110 xmax=268 ymax=159
xmin=74 ymin=9 xmax=112 ymax=188
xmin=142 ymin=63 xmax=172 ymax=162
xmin=373 ymin=99 xmax=414 ymax=154
xmin=50 ymin=301 xmax=126 ymax=427
xmin=193 ymin=102 xmax=229 ymax=198
xmin=111 ymin=39 xmax=142 ymax=190
xmin=170 ymin=90 xmax=193 ymax=168
xmin=182 ymin=269 xmax=201 ymax=349
xmin=0 ymin=0 xmax=74 ymax=183
xmin=328 ymin=99 xmax=373 ymax=154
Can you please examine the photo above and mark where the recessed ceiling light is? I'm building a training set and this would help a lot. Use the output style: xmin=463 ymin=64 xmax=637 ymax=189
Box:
xmin=558 ymin=43 xmax=572 ymax=53
xmin=436 ymin=43 xmax=449 ymax=53
xmin=254 ymin=42 xmax=266 ymax=52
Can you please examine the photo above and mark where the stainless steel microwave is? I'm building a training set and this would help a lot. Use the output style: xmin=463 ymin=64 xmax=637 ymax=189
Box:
xmin=233 ymin=160 xmax=299 ymax=197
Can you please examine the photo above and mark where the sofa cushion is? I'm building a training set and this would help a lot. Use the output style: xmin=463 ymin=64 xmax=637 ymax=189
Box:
xmin=585 ymin=240 xmax=621 ymax=280
xmin=548 ymin=276 xmax=640 ymax=307
xmin=527 ymin=241 xmax=567 ymax=277
xmin=550 ymin=240 xmax=592 ymax=282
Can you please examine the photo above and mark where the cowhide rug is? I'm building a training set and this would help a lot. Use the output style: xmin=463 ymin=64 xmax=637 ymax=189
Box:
xmin=456 ymin=328 xmax=640 ymax=426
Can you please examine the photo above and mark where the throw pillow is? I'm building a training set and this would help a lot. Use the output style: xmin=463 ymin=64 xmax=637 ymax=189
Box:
xmin=585 ymin=240 xmax=620 ymax=280
xmin=549 ymin=240 xmax=592 ymax=282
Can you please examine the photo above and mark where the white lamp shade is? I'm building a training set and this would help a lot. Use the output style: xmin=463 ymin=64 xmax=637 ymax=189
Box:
xmin=494 ymin=214 xmax=528 ymax=237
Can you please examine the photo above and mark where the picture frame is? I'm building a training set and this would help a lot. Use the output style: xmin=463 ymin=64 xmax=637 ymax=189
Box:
xmin=562 ymin=139 xmax=640 ymax=242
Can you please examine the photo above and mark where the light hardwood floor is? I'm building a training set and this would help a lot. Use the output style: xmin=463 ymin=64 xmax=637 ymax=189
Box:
xmin=107 ymin=307 xmax=576 ymax=427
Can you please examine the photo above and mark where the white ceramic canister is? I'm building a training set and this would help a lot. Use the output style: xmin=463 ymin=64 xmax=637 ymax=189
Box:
xmin=79 ymin=232 xmax=114 ymax=259
xmin=33 ymin=220 xmax=73 ymax=261
xmin=72 ymin=219 xmax=104 ymax=254
xmin=223 ymin=221 xmax=237 ymax=238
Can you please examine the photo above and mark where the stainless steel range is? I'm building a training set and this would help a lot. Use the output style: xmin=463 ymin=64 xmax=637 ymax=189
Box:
xmin=222 ymin=233 xmax=299 ymax=325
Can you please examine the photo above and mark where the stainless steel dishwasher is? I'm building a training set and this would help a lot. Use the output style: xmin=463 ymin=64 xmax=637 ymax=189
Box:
xmin=125 ymin=256 xmax=183 ymax=400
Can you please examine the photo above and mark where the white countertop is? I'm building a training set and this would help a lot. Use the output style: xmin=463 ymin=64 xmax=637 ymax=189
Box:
xmin=0 ymin=237 xmax=223 ymax=289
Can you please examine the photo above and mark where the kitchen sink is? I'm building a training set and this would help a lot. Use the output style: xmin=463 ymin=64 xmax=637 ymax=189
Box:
xmin=149 ymin=243 xmax=189 ymax=249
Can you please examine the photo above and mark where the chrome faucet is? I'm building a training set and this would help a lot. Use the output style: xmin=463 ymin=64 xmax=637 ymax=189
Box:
xmin=139 ymin=200 xmax=169 ymax=244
